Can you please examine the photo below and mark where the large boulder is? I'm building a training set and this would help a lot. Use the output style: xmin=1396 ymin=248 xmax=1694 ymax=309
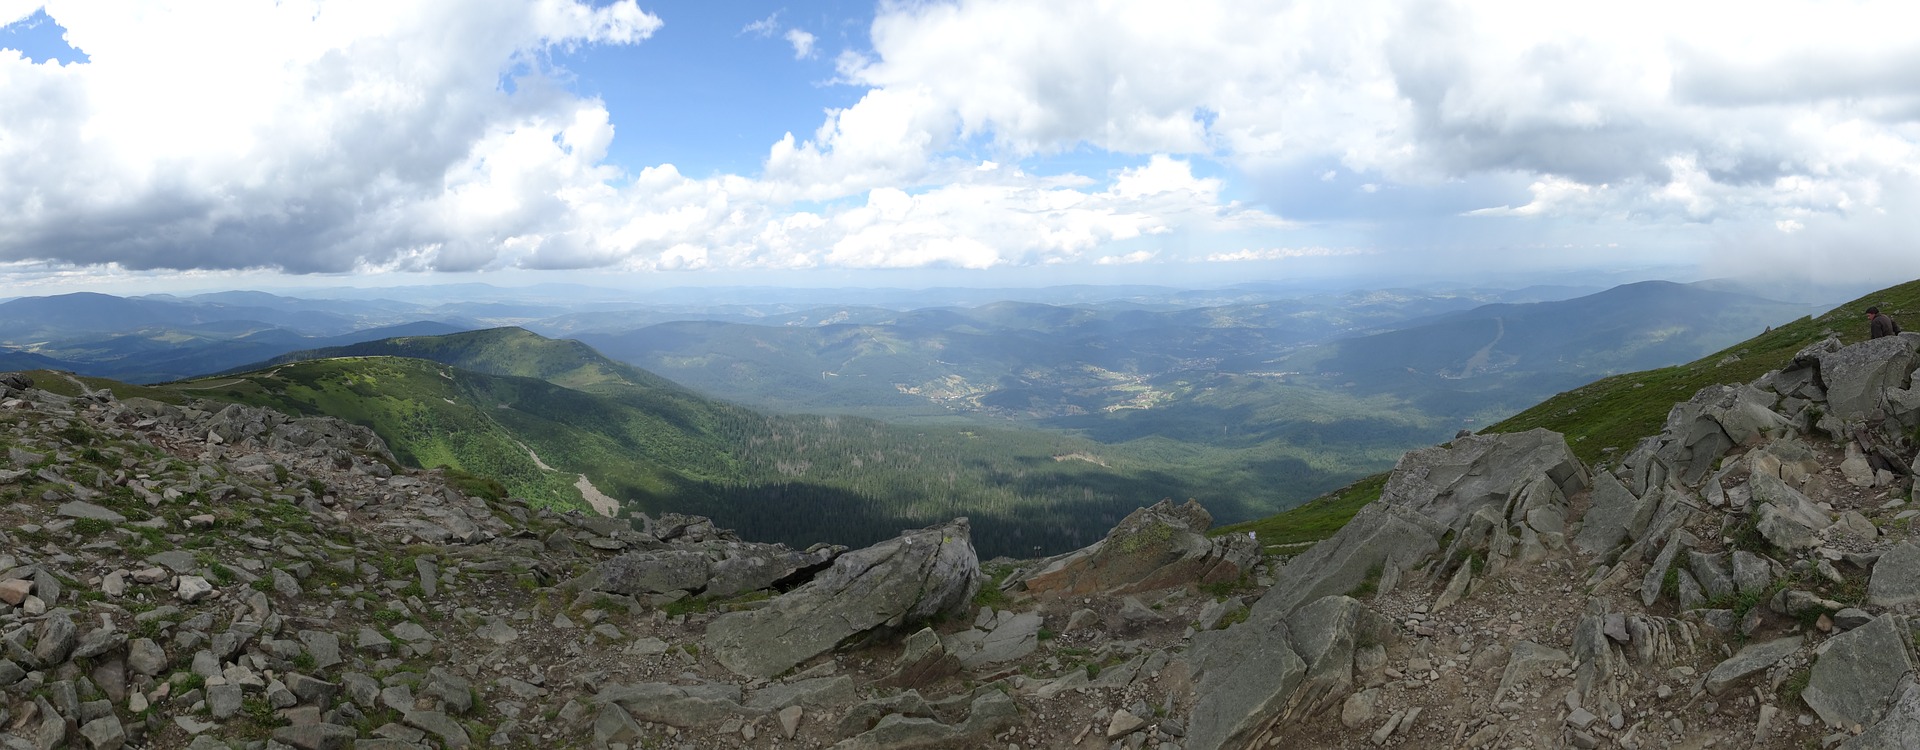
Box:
xmin=1653 ymin=385 xmax=1790 ymax=486
xmin=1020 ymin=499 xmax=1257 ymax=597
xmin=1378 ymin=429 xmax=1587 ymax=531
xmin=1186 ymin=595 xmax=1391 ymax=750
xmin=1869 ymin=542 xmax=1920 ymax=606
xmin=1802 ymin=614 xmax=1914 ymax=730
xmin=1750 ymin=472 xmax=1831 ymax=551
xmin=705 ymin=519 xmax=980 ymax=678
xmin=586 ymin=541 xmax=842 ymax=599
xmin=1819 ymin=335 xmax=1919 ymax=420
xmin=1843 ymin=674 xmax=1920 ymax=750
xmin=1573 ymin=470 xmax=1648 ymax=556
xmin=1185 ymin=430 xmax=1583 ymax=750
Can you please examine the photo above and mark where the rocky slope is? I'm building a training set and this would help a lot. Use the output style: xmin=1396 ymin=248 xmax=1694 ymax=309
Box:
xmin=4 ymin=327 xmax=1920 ymax=750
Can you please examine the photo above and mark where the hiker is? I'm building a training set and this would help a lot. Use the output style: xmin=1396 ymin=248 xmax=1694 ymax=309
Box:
xmin=1868 ymin=306 xmax=1901 ymax=339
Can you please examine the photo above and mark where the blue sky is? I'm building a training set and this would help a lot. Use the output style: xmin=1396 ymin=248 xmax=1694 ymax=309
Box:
xmin=0 ymin=0 xmax=1915 ymax=295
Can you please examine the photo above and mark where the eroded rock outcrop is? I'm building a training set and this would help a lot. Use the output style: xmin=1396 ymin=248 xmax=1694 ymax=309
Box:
xmin=1020 ymin=498 xmax=1258 ymax=597
xmin=705 ymin=519 xmax=981 ymax=678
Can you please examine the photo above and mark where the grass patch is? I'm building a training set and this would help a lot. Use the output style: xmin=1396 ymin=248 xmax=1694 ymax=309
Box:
xmin=974 ymin=563 xmax=1015 ymax=611
xmin=1350 ymin=562 xmax=1385 ymax=599
xmin=1487 ymin=278 xmax=1920 ymax=462
xmin=1212 ymin=473 xmax=1388 ymax=548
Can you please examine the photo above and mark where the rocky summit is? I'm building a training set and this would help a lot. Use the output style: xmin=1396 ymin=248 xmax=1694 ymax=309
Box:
xmin=9 ymin=331 xmax=1920 ymax=750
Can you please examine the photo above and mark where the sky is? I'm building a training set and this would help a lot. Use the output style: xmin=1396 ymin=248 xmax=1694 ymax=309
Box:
xmin=1 ymin=0 xmax=1917 ymax=295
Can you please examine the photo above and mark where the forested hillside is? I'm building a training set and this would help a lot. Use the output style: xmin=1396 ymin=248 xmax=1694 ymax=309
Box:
xmin=56 ymin=329 xmax=1284 ymax=557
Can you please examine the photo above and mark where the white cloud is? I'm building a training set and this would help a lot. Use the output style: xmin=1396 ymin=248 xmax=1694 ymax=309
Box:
xmin=784 ymin=28 xmax=815 ymax=59
xmin=4 ymin=0 xmax=1918 ymax=282
xmin=740 ymin=12 xmax=779 ymax=38
xmin=1097 ymin=251 xmax=1158 ymax=265
xmin=0 ymin=0 xmax=661 ymax=273
xmin=1205 ymin=247 xmax=1367 ymax=263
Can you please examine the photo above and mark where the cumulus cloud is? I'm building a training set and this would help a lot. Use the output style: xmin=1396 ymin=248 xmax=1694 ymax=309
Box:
xmin=1 ymin=0 xmax=1915 ymax=281
xmin=740 ymin=12 xmax=779 ymax=38
xmin=784 ymin=28 xmax=815 ymax=59
xmin=0 ymin=0 xmax=661 ymax=273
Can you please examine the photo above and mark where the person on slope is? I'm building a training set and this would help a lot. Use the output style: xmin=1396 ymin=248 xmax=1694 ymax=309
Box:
xmin=1868 ymin=306 xmax=1901 ymax=339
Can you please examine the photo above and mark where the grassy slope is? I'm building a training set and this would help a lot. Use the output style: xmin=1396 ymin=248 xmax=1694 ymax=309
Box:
xmin=94 ymin=348 xmax=1227 ymax=556
xmin=1212 ymin=278 xmax=1920 ymax=548
xmin=1487 ymin=279 xmax=1920 ymax=463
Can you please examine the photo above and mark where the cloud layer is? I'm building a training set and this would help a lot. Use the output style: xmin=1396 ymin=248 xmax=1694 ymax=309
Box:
xmin=2 ymin=0 xmax=1917 ymax=281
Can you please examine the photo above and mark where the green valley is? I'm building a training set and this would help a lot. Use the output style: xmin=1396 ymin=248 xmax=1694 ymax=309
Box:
xmin=95 ymin=328 xmax=1361 ymax=558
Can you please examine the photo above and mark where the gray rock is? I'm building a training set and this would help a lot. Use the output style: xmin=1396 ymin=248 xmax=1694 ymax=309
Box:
xmin=1653 ymin=385 xmax=1788 ymax=485
xmin=208 ymin=683 xmax=244 ymax=719
xmin=1494 ymin=641 xmax=1570 ymax=704
xmin=31 ymin=616 xmax=76 ymax=667
xmin=0 ymin=659 xmax=24 ymax=687
xmin=1803 ymin=613 xmax=1914 ymax=729
xmin=1197 ymin=597 xmax=1247 ymax=631
xmin=706 ymin=519 xmax=980 ymax=678
xmin=1640 ymin=532 xmax=1694 ymax=606
xmin=299 ymin=630 xmax=342 ymax=670
xmin=1751 ymin=472 xmax=1830 ymax=551
xmin=596 ymin=682 xmax=754 ymax=727
xmin=592 ymin=704 xmax=642 ymax=747
xmin=829 ymin=690 xmax=1017 ymax=750
xmin=403 ymin=710 xmax=471 ymax=749
xmin=286 ymin=673 xmax=338 ymax=706
xmin=1732 ymin=550 xmax=1773 ymax=596
xmin=1378 ymin=429 xmax=1587 ymax=531
xmin=270 ymin=724 xmax=357 ymax=750
xmin=745 ymin=675 xmax=857 ymax=711
xmin=176 ymin=575 xmax=213 ymax=602
xmin=146 ymin=549 xmax=198 ymax=574
xmin=590 ymin=549 xmax=710 ymax=596
xmin=703 ymin=541 xmax=844 ymax=598
xmin=1869 ymin=542 xmax=1920 ymax=606
xmin=415 ymin=558 xmax=438 ymax=598
xmin=1019 ymin=499 xmax=1258 ymax=597
xmin=1704 ymin=635 xmax=1802 ymax=695
xmin=1819 ymin=336 xmax=1917 ymax=420
xmin=1187 ymin=595 xmax=1389 ymax=750
xmin=1572 ymin=470 xmax=1642 ymax=555
xmin=424 ymin=669 xmax=473 ymax=715
xmin=1842 ymin=674 xmax=1920 ymax=750
xmin=1687 ymin=551 xmax=1734 ymax=602
xmin=57 ymin=501 xmax=126 ymax=523
xmin=877 ymin=628 xmax=960 ymax=690
xmin=71 ymin=628 xmax=125 ymax=660
xmin=341 ymin=673 xmax=380 ymax=707
xmin=1833 ymin=608 xmax=1874 ymax=630
xmin=126 ymin=638 xmax=167 ymax=676
xmin=78 ymin=715 xmax=125 ymax=750
xmin=272 ymin=569 xmax=302 ymax=598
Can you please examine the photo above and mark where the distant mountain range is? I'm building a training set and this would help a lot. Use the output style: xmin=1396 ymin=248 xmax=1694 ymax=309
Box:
xmin=0 ymin=279 xmax=1829 ymax=548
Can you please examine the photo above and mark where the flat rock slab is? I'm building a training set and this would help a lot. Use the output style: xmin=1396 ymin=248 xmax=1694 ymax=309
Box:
xmin=1869 ymin=542 xmax=1920 ymax=606
xmin=1803 ymin=614 xmax=1914 ymax=729
xmin=1842 ymin=675 xmax=1920 ymax=750
xmin=1573 ymin=471 xmax=1641 ymax=555
xmin=706 ymin=519 xmax=979 ymax=678
xmin=944 ymin=611 xmax=1043 ymax=668
xmin=597 ymin=682 xmax=754 ymax=727
xmin=58 ymin=501 xmax=126 ymax=523
xmin=1705 ymin=635 xmax=1802 ymax=695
